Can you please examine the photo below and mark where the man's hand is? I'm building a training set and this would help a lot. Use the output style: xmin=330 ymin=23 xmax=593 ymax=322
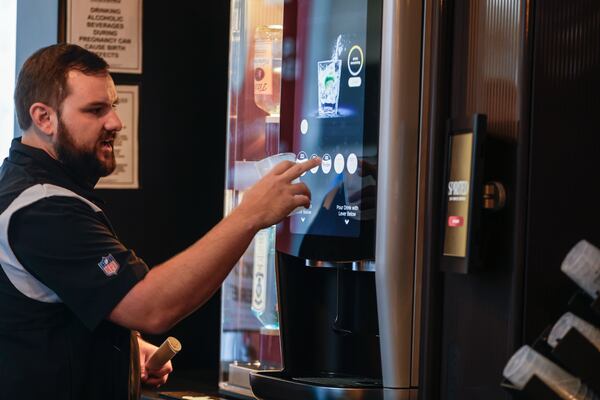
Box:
xmin=236 ymin=157 xmax=320 ymax=230
xmin=109 ymin=157 xmax=320 ymax=335
xmin=138 ymin=337 xmax=173 ymax=388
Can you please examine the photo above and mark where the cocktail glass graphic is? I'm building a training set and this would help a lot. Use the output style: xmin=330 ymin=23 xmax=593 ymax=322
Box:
xmin=317 ymin=59 xmax=342 ymax=116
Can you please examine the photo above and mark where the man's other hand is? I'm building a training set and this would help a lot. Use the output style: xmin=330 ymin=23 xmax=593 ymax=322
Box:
xmin=237 ymin=157 xmax=320 ymax=230
xmin=138 ymin=337 xmax=173 ymax=388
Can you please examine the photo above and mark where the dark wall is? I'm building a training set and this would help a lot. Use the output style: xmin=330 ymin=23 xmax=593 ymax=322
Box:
xmin=97 ymin=2 xmax=230 ymax=376
xmin=525 ymin=0 xmax=600 ymax=341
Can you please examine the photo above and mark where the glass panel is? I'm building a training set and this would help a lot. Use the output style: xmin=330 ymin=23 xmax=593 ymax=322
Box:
xmin=0 ymin=0 xmax=17 ymax=159
xmin=219 ymin=0 xmax=284 ymax=396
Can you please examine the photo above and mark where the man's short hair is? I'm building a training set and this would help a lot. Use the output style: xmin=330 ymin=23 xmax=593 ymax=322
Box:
xmin=14 ymin=43 xmax=109 ymax=130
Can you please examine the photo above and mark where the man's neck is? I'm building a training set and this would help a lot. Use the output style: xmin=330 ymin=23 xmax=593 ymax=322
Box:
xmin=21 ymin=130 xmax=59 ymax=161
xmin=19 ymin=131 xmax=100 ymax=191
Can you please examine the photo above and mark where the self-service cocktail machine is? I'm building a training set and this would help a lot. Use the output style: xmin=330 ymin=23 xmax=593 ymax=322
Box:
xmin=220 ymin=0 xmax=423 ymax=399
xmin=249 ymin=0 xmax=382 ymax=397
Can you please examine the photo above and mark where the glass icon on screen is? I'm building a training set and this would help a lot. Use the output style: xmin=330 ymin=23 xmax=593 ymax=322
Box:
xmin=318 ymin=60 xmax=342 ymax=116
xmin=317 ymin=35 xmax=345 ymax=117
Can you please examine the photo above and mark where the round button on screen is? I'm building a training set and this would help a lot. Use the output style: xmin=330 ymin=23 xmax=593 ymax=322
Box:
xmin=321 ymin=153 xmax=332 ymax=174
xmin=297 ymin=151 xmax=308 ymax=176
xmin=347 ymin=45 xmax=364 ymax=76
xmin=347 ymin=153 xmax=358 ymax=174
xmin=334 ymin=154 xmax=345 ymax=174
xmin=310 ymin=154 xmax=319 ymax=174
xmin=300 ymin=119 xmax=308 ymax=135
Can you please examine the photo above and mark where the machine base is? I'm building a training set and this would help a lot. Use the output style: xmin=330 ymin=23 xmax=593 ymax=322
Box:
xmin=250 ymin=370 xmax=413 ymax=400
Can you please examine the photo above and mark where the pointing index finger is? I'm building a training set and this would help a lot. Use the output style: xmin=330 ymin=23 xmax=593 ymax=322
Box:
xmin=283 ymin=157 xmax=321 ymax=180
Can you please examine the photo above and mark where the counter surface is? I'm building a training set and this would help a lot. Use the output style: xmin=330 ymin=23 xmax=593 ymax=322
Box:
xmin=141 ymin=369 xmax=237 ymax=400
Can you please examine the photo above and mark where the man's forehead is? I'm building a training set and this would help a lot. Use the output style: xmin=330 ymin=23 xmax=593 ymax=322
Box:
xmin=65 ymin=69 xmax=117 ymax=102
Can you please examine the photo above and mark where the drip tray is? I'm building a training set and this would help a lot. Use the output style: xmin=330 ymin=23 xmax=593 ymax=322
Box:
xmin=293 ymin=376 xmax=382 ymax=388
xmin=250 ymin=370 xmax=384 ymax=400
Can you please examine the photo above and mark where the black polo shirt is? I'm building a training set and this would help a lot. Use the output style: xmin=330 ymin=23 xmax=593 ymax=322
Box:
xmin=0 ymin=139 xmax=148 ymax=399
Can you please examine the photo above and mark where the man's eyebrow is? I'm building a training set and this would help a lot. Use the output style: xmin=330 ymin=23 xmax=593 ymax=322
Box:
xmin=83 ymin=100 xmax=114 ymax=108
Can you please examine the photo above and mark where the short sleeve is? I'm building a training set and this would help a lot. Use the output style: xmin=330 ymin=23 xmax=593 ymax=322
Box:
xmin=8 ymin=196 xmax=149 ymax=330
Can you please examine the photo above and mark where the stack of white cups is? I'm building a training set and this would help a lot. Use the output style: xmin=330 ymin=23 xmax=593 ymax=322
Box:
xmin=255 ymin=152 xmax=298 ymax=180
xmin=255 ymin=152 xmax=304 ymax=215
xmin=503 ymin=345 xmax=598 ymax=400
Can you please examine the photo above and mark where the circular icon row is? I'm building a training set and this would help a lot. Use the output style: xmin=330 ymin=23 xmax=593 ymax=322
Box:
xmin=297 ymin=151 xmax=358 ymax=175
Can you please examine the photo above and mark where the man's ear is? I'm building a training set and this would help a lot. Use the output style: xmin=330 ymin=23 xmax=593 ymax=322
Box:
xmin=29 ymin=102 xmax=57 ymax=136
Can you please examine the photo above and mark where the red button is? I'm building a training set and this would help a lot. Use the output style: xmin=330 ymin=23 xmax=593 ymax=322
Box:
xmin=448 ymin=216 xmax=464 ymax=227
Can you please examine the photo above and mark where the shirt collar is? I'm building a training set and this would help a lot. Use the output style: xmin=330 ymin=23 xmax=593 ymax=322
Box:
xmin=8 ymin=138 xmax=104 ymax=204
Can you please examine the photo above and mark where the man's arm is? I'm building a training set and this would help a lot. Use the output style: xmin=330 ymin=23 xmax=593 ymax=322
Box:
xmin=108 ymin=158 xmax=319 ymax=334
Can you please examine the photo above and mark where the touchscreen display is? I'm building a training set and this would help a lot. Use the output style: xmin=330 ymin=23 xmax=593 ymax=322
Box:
xmin=287 ymin=0 xmax=376 ymax=239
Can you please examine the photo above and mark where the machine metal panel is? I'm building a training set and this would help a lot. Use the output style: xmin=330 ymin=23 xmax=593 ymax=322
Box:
xmin=375 ymin=0 xmax=423 ymax=390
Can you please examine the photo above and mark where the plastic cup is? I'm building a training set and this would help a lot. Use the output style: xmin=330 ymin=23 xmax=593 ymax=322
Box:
xmin=255 ymin=152 xmax=306 ymax=214
xmin=561 ymin=240 xmax=600 ymax=299
xmin=547 ymin=312 xmax=600 ymax=351
xmin=255 ymin=152 xmax=297 ymax=178
xmin=503 ymin=345 xmax=594 ymax=399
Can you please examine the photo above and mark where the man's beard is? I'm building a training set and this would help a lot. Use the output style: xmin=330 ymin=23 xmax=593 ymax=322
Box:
xmin=55 ymin=118 xmax=116 ymax=182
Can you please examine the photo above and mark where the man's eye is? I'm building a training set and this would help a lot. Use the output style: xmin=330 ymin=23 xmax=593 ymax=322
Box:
xmin=88 ymin=108 xmax=103 ymax=115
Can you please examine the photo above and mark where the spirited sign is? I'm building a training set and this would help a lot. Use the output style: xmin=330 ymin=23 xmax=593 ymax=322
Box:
xmin=66 ymin=0 xmax=143 ymax=74
xmin=448 ymin=180 xmax=469 ymax=202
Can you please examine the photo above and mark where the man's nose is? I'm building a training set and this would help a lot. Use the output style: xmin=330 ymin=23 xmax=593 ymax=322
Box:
xmin=105 ymin=108 xmax=123 ymax=132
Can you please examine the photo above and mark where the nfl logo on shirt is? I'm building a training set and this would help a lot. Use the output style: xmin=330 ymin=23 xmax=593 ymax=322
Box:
xmin=98 ymin=254 xmax=120 ymax=276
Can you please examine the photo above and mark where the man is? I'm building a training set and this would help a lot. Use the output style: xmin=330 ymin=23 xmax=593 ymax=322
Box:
xmin=0 ymin=44 xmax=318 ymax=399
